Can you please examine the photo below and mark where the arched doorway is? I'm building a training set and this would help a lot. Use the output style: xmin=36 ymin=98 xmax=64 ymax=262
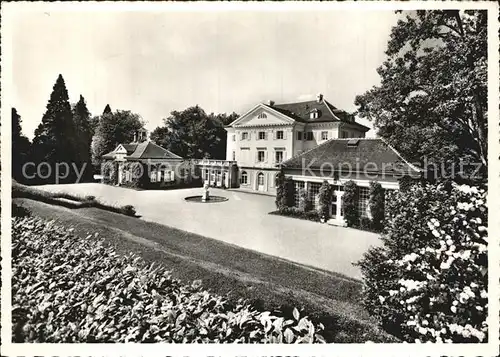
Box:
xmin=257 ymin=172 xmax=265 ymax=192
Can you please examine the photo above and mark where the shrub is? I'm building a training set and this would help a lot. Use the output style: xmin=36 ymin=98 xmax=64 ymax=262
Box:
xmin=274 ymin=207 xmax=320 ymax=222
xmin=275 ymin=170 xmax=287 ymax=210
xmin=297 ymin=188 xmax=312 ymax=213
xmin=101 ymin=161 xmax=117 ymax=185
xmin=369 ymin=181 xmax=385 ymax=231
xmin=317 ymin=181 xmax=332 ymax=222
xmin=12 ymin=216 xmax=326 ymax=343
xmin=342 ymin=180 xmax=359 ymax=227
xmin=359 ymin=217 xmax=372 ymax=231
xmin=284 ymin=178 xmax=295 ymax=207
xmin=121 ymin=204 xmax=136 ymax=217
xmin=356 ymin=183 xmax=488 ymax=343
xmin=12 ymin=203 xmax=31 ymax=217
xmin=276 ymin=176 xmax=295 ymax=209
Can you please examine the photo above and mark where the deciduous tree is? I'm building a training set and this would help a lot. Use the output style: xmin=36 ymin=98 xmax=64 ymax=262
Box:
xmin=151 ymin=106 xmax=239 ymax=159
xmin=91 ymin=110 xmax=144 ymax=167
xmin=355 ymin=10 xmax=487 ymax=176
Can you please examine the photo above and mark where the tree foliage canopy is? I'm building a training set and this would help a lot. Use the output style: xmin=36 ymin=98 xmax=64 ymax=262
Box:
xmin=12 ymin=108 xmax=31 ymax=182
xmin=72 ymin=95 xmax=92 ymax=162
xmin=150 ymin=106 xmax=239 ymax=159
xmin=32 ymin=74 xmax=77 ymax=165
xmin=91 ymin=110 xmax=144 ymax=166
xmin=355 ymin=10 xmax=487 ymax=173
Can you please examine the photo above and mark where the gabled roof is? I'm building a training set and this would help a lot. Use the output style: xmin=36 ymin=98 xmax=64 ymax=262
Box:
xmin=281 ymin=138 xmax=420 ymax=175
xmin=102 ymin=141 xmax=183 ymax=160
xmin=269 ymin=99 xmax=341 ymax=123
xmin=126 ymin=141 xmax=182 ymax=160
xmin=228 ymin=97 xmax=370 ymax=132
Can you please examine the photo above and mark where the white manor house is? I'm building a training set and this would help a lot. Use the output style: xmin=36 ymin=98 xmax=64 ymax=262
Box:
xmin=104 ymin=94 xmax=420 ymax=223
xmin=222 ymin=94 xmax=369 ymax=194
xmin=199 ymin=93 xmax=420 ymax=223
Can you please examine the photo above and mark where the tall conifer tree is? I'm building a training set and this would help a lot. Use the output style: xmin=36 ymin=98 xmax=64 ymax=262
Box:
xmin=73 ymin=95 xmax=93 ymax=180
xmin=32 ymin=74 xmax=77 ymax=182
xmin=103 ymin=104 xmax=112 ymax=115
xmin=12 ymin=108 xmax=31 ymax=182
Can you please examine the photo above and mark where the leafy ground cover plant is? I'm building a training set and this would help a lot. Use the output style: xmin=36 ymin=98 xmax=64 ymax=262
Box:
xmin=357 ymin=182 xmax=488 ymax=343
xmin=12 ymin=216 xmax=326 ymax=343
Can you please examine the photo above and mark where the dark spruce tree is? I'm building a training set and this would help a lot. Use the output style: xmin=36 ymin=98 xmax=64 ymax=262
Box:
xmin=32 ymin=74 xmax=78 ymax=184
xmin=12 ymin=108 xmax=32 ymax=183
xmin=72 ymin=95 xmax=93 ymax=181
xmin=103 ymin=104 xmax=112 ymax=115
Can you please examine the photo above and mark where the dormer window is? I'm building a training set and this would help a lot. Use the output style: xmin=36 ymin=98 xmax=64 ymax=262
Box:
xmin=310 ymin=109 xmax=319 ymax=120
xmin=258 ymin=113 xmax=267 ymax=119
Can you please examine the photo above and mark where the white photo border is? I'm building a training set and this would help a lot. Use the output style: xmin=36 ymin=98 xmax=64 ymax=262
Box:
xmin=1 ymin=1 xmax=499 ymax=356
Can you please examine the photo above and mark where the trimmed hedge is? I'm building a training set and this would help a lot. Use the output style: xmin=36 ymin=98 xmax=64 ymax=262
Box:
xmin=368 ymin=181 xmax=385 ymax=231
xmin=271 ymin=207 xmax=320 ymax=222
xmin=12 ymin=216 xmax=326 ymax=343
xmin=342 ymin=180 xmax=359 ymax=227
xmin=298 ymin=188 xmax=312 ymax=213
xmin=12 ymin=181 xmax=137 ymax=217
xmin=317 ymin=181 xmax=332 ymax=222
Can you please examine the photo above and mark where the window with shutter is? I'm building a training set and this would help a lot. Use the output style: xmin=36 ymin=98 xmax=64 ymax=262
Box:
xmin=170 ymin=170 xmax=175 ymax=181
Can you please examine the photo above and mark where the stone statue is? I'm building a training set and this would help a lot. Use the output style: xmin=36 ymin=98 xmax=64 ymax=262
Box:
xmin=202 ymin=181 xmax=210 ymax=202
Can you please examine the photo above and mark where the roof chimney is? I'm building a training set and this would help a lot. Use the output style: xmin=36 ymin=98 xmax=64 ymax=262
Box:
xmin=316 ymin=93 xmax=323 ymax=103
xmin=268 ymin=100 xmax=275 ymax=106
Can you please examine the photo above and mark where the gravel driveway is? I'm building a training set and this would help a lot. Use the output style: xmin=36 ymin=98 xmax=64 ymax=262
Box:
xmin=35 ymin=183 xmax=382 ymax=279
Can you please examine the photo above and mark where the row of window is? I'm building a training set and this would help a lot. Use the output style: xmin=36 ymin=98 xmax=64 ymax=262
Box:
xmin=240 ymin=171 xmax=267 ymax=186
xmin=297 ymin=131 xmax=326 ymax=141
xmin=257 ymin=110 xmax=320 ymax=120
xmin=235 ymin=148 xmax=286 ymax=163
xmin=292 ymin=181 xmax=372 ymax=217
xmin=235 ymin=130 xmax=285 ymax=141
xmin=233 ymin=130 xmax=362 ymax=142
xmin=150 ymin=170 xmax=175 ymax=183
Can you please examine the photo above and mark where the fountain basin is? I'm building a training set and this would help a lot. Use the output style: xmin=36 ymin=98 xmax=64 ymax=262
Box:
xmin=184 ymin=195 xmax=228 ymax=203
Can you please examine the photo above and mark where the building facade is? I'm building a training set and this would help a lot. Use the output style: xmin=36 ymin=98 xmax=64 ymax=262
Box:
xmin=225 ymin=94 xmax=370 ymax=194
xmin=280 ymin=138 xmax=422 ymax=225
xmin=101 ymin=138 xmax=198 ymax=188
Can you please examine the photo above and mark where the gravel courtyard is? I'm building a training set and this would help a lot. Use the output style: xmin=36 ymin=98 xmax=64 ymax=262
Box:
xmin=35 ymin=183 xmax=382 ymax=279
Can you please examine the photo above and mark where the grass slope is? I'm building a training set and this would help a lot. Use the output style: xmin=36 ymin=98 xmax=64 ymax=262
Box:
xmin=14 ymin=198 xmax=398 ymax=342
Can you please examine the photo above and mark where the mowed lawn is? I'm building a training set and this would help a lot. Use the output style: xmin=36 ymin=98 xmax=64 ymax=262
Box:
xmin=33 ymin=183 xmax=382 ymax=280
xmin=14 ymin=197 xmax=396 ymax=342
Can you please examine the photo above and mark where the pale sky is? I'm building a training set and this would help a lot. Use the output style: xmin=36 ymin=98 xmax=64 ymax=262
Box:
xmin=10 ymin=8 xmax=399 ymax=139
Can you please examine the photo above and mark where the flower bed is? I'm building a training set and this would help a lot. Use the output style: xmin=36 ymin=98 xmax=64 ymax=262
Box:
xmin=12 ymin=216 xmax=326 ymax=343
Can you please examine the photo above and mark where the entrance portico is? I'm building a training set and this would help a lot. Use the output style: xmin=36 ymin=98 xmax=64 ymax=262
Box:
xmin=196 ymin=158 xmax=239 ymax=188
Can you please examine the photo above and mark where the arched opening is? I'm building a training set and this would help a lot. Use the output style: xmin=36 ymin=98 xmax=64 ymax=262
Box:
xmin=240 ymin=171 xmax=248 ymax=185
xmin=257 ymin=172 xmax=265 ymax=191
